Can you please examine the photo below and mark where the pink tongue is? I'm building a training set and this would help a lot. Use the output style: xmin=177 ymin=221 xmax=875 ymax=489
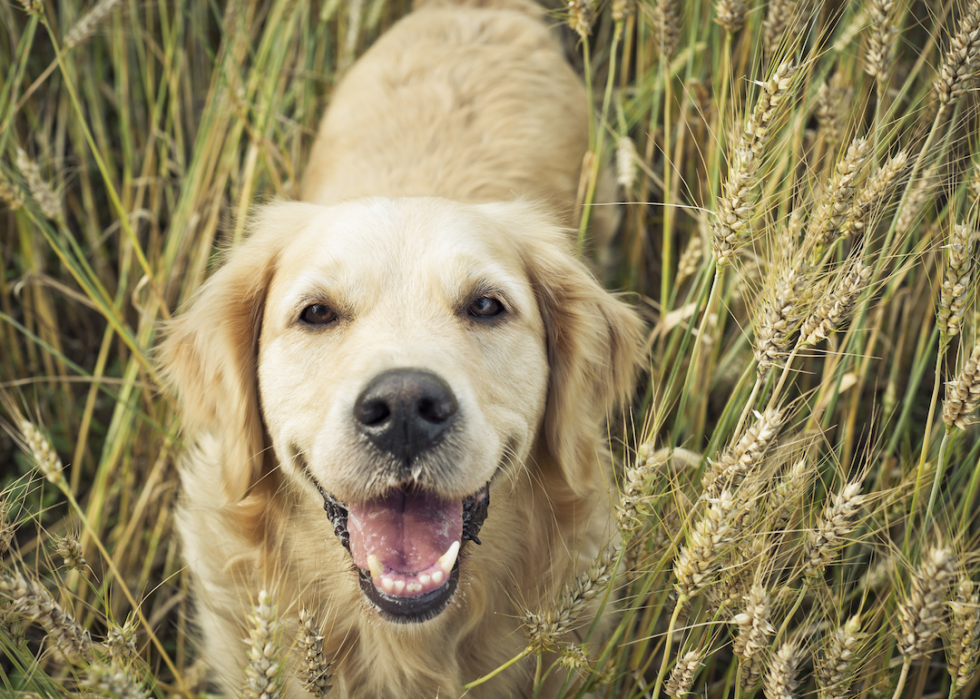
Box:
xmin=347 ymin=491 xmax=462 ymax=574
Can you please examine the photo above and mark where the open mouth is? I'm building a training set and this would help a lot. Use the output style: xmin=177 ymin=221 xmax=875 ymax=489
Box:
xmin=317 ymin=481 xmax=489 ymax=623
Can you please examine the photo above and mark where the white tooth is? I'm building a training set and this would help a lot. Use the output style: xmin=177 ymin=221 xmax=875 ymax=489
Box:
xmin=419 ymin=574 xmax=431 ymax=586
xmin=437 ymin=541 xmax=460 ymax=576
xmin=431 ymin=570 xmax=444 ymax=585
xmin=407 ymin=583 xmax=422 ymax=593
xmin=381 ymin=576 xmax=394 ymax=593
xmin=367 ymin=554 xmax=384 ymax=579
xmin=394 ymin=580 xmax=406 ymax=594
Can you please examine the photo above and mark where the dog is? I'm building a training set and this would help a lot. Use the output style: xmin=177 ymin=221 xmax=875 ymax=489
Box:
xmin=159 ymin=1 xmax=645 ymax=696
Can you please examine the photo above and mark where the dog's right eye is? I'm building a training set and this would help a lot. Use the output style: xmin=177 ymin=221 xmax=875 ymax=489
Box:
xmin=300 ymin=304 xmax=337 ymax=325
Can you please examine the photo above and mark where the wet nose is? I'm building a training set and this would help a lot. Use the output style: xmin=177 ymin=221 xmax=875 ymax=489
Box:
xmin=353 ymin=369 xmax=458 ymax=461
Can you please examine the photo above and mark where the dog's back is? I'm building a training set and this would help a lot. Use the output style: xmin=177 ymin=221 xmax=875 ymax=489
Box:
xmin=302 ymin=0 xmax=589 ymax=228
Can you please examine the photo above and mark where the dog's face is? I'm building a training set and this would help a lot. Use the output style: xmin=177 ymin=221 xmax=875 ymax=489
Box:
xmin=258 ymin=198 xmax=549 ymax=620
xmin=160 ymin=197 xmax=643 ymax=625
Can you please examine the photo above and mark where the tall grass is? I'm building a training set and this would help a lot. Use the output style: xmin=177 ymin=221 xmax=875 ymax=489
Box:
xmin=1 ymin=0 xmax=980 ymax=697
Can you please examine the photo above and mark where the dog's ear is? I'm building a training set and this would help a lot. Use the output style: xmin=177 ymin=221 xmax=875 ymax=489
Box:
xmin=502 ymin=205 xmax=647 ymax=496
xmin=158 ymin=203 xmax=306 ymax=504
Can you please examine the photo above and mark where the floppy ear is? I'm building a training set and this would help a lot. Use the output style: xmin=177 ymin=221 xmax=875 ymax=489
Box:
xmin=510 ymin=208 xmax=647 ymax=496
xmin=158 ymin=203 xmax=310 ymax=504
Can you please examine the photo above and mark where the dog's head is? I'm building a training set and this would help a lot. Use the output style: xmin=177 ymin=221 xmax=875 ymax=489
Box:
xmin=160 ymin=197 xmax=644 ymax=623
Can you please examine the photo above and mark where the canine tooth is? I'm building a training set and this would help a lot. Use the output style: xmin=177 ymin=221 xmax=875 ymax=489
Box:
xmin=381 ymin=576 xmax=394 ymax=593
xmin=432 ymin=570 xmax=444 ymax=585
xmin=394 ymin=580 xmax=406 ymax=594
xmin=407 ymin=582 xmax=422 ymax=593
xmin=419 ymin=574 xmax=431 ymax=586
xmin=367 ymin=554 xmax=384 ymax=579
xmin=438 ymin=541 xmax=460 ymax=575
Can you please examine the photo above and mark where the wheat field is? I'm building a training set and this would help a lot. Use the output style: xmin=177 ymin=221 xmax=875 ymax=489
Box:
xmin=2 ymin=0 xmax=980 ymax=697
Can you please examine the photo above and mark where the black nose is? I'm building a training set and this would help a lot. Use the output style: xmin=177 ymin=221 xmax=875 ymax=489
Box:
xmin=353 ymin=370 xmax=458 ymax=461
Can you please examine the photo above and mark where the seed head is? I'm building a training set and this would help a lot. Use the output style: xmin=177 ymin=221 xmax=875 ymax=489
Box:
xmin=665 ymin=649 xmax=704 ymax=697
xmin=715 ymin=0 xmax=748 ymax=32
xmin=616 ymin=137 xmax=638 ymax=192
xmin=14 ymin=149 xmax=62 ymax=221
xmin=763 ymin=0 xmax=801 ymax=61
xmin=943 ymin=345 xmax=980 ymax=429
xmin=865 ymin=0 xmax=898 ymax=81
xmin=526 ymin=543 xmax=619 ymax=652
xmin=732 ymin=584 xmax=775 ymax=660
xmin=82 ymin=661 xmax=147 ymax=699
xmin=712 ymin=62 xmax=797 ymax=265
xmin=567 ymin=0 xmax=594 ymax=39
xmin=769 ymin=457 xmax=809 ymax=533
xmin=842 ymin=150 xmax=908 ymax=239
xmin=702 ymin=408 xmax=783 ymax=498
xmin=244 ymin=590 xmax=285 ymax=699
xmin=557 ymin=643 xmax=590 ymax=671
xmin=799 ymin=262 xmax=872 ymax=346
xmin=617 ymin=445 xmax=666 ymax=541
xmin=63 ymin=0 xmax=123 ymax=50
xmin=936 ymin=0 xmax=980 ymax=107
xmin=674 ymin=491 xmax=738 ymax=600
xmin=946 ymin=578 xmax=980 ymax=697
xmin=296 ymin=608 xmax=332 ymax=698
xmin=677 ymin=235 xmax=704 ymax=285
xmin=653 ymin=0 xmax=681 ymax=57
xmin=895 ymin=165 xmax=939 ymax=238
xmin=753 ymin=258 xmax=810 ymax=375
xmin=54 ymin=537 xmax=87 ymax=573
xmin=0 ymin=171 xmax=24 ymax=211
xmin=106 ymin=615 xmax=139 ymax=660
xmin=765 ymin=641 xmax=803 ymax=699
xmin=19 ymin=420 xmax=64 ymax=485
xmin=898 ymin=545 xmax=955 ymax=660
xmin=816 ymin=614 xmax=864 ymax=699
xmin=0 ymin=571 xmax=92 ymax=659
xmin=804 ymin=481 xmax=865 ymax=578
xmin=938 ymin=224 xmax=978 ymax=343
xmin=810 ymin=138 xmax=872 ymax=258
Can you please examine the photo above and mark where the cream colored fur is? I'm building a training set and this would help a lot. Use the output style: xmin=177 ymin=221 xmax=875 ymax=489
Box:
xmin=160 ymin=2 xmax=644 ymax=697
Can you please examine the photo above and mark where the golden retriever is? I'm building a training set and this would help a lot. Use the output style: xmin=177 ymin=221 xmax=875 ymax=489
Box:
xmin=160 ymin=0 xmax=644 ymax=696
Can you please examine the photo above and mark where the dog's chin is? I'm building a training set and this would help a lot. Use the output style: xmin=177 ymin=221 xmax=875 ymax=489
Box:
xmin=308 ymin=471 xmax=490 ymax=624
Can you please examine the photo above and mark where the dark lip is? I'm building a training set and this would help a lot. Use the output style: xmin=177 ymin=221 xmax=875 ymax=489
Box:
xmin=357 ymin=563 xmax=461 ymax=623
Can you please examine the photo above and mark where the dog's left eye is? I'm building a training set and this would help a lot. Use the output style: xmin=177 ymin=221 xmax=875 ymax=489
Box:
xmin=468 ymin=297 xmax=505 ymax=318
xmin=300 ymin=304 xmax=337 ymax=325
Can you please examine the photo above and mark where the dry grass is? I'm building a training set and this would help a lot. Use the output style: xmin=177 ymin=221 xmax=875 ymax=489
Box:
xmin=3 ymin=0 xmax=980 ymax=697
